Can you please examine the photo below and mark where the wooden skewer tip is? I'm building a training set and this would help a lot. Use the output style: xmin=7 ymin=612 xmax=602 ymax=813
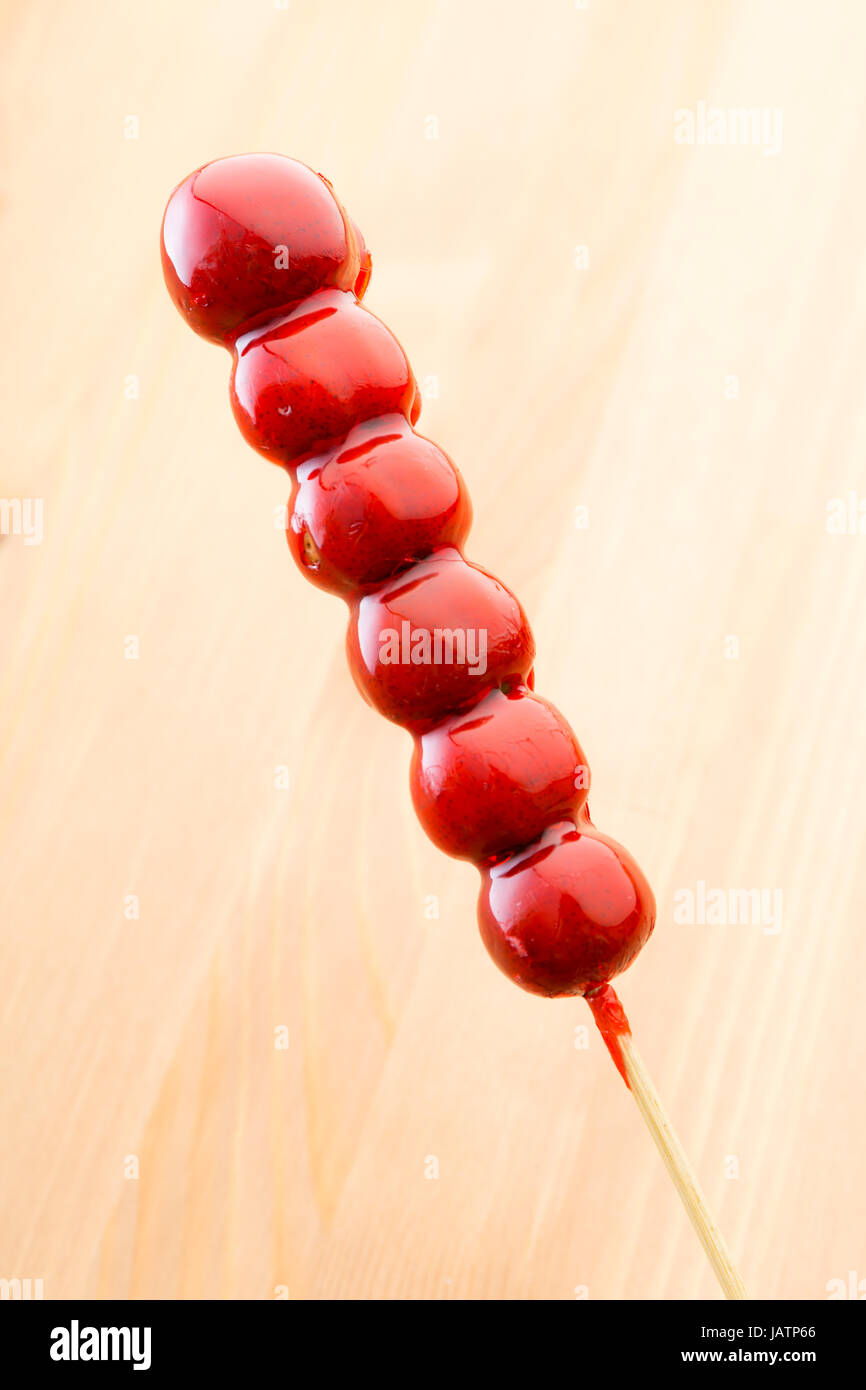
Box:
xmin=586 ymin=984 xmax=748 ymax=1302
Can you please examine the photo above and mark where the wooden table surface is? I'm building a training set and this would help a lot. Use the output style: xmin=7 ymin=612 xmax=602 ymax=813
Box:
xmin=2 ymin=0 xmax=865 ymax=1300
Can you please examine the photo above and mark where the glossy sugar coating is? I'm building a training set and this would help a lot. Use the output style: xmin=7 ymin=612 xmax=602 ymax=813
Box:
xmin=231 ymin=289 xmax=421 ymax=468
xmin=478 ymin=821 xmax=654 ymax=997
xmin=346 ymin=548 xmax=535 ymax=731
xmin=161 ymin=153 xmax=656 ymax=996
xmin=161 ymin=154 xmax=365 ymax=343
xmin=288 ymin=418 xmax=471 ymax=595
xmin=410 ymin=687 xmax=589 ymax=862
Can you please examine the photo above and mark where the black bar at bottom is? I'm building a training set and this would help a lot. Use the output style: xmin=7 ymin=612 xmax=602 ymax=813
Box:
xmin=3 ymin=1297 xmax=859 ymax=1376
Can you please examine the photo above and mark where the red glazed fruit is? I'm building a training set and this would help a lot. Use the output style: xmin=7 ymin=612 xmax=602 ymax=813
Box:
xmin=350 ymin=220 xmax=372 ymax=300
xmin=231 ymin=289 xmax=420 ymax=468
xmin=410 ymin=686 xmax=589 ymax=863
xmin=161 ymin=154 xmax=362 ymax=344
xmin=288 ymin=418 xmax=472 ymax=595
xmin=478 ymin=821 xmax=655 ymax=997
xmin=161 ymin=153 xmax=658 ymax=1022
xmin=347 ymin=549 xmax=535 ymax=730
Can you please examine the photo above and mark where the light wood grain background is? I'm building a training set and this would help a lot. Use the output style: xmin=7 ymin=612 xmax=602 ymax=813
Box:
xmin=1 ymin=0 xmax=864 ymax=1301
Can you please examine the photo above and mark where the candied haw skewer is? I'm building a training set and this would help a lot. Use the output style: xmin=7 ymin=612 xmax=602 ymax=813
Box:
xmin=161 ymin=153 xmax=747 ymax=1300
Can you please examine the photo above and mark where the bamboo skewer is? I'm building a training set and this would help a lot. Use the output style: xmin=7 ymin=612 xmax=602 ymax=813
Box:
xmin=587 ymin=985 xmax=748 ymax=1301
